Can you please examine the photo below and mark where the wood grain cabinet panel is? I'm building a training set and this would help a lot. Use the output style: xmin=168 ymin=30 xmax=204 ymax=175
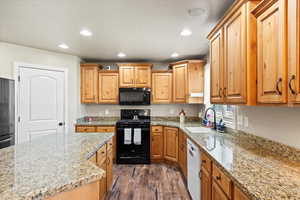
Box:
xmin=163 ymin=127 xmax=179 ymax=162
xmin=234 ymin=186 xmax=250 ymax=200
xmin=212 ymin=164 xmax=232 ymax=198
xmin=178 ymin=130 xmax=187 ymax=178
xmin=288 ymin=0 xmax=300 ymax=103
xmin=106 ymin=150 xmax=113 ymax=191
xmin=201 ymin=167 xmax=212 ymax=200
xmin=223 ymin=5 xmax=247 ymax=104
xmin=187 ymin=61 xmax=205 ymax=103
xmin=98 ymin=72 xmax=119 ymax=104
xmin=119 ymin=66 xmax=135 ymax=87
xmin=172 ymin=64 xmax=188 ymax=103
xmin=76 ymin=126 xmax=96 ymax=133
xmin=212 ymin=181 xmax=229 ymax=200
xmin=81 ymin=64 xmax=99 ymax=103
xmin=151 ymin=129 xmax=164 ymax=160
xmin=152 ymin=72 xmax=173 ymax=103
xmin=254 ymin=0 xmax=288 ymax=104
xmin=135 ymin=66 xmax=151 ymax=87
xmin=210 ymin=30 xmax=224 ymax=104
xmin=99 ymin=161 xmax=107 ymax=200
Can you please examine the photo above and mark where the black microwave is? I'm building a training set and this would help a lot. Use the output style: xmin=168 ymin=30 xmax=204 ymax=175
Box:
xmin=119 ymin=88 xmax=151 ymax=105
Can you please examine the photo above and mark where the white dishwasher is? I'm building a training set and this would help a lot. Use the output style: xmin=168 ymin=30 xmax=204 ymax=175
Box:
xmin=187 ymin=139 xmax=201 ymax=200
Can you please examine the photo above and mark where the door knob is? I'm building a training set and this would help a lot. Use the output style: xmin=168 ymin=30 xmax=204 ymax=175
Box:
xmin=58 ymin=122 xmax=65 ymax=126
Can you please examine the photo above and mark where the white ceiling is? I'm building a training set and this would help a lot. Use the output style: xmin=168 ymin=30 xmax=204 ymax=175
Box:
xmin=0 ymin=0 xmax=234 ymax=61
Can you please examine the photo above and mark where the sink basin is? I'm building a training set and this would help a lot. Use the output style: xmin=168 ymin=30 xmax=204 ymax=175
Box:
xmin=185 ymin=127 xmax=213 ymax=133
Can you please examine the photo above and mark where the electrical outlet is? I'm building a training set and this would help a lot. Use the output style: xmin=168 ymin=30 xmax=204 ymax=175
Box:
xmin=244 ymin=116 xmax=249 ymax=128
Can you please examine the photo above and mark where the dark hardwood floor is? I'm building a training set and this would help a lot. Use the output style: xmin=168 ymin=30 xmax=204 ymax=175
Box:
xmin=105 ymin=164 xmax=191 ymax=200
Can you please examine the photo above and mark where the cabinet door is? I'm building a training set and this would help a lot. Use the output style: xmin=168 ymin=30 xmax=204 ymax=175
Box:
xmin=98 ymin=73 xmax=119 ymax=103
xmin=256 ymin=0 xmax=287 ymax=103
xmin=151 ymin=131 xmax=164 ymax=160
xmin=178 ymin=130 xmax=187 ymax=178
xmin=210 ymin=30 xmax=224 ymax=104
xmin=99 ymin=161 xmax=107 ymax=200
xmin=201 ymin=167 xmax=211 ymax=200
xmin=234 ymin=186 xmax=249 ymax=200
xmin=173 ymin=64 xmax=187 ymax=103
xmin=152 ymin=73 xmax=172 ymax=103
xmin=81 ymin=65 xmax=98 ymax=103
xmin=164 ymin=127 xmax=178 ymax=162
xmin=212 ymin=181 xmax=229 ymax=200
xmin=119 ymin=66 xmax=135 ymax=87
xmin=187 ymin=62 xmax=204 ymax=103
xmin=135 ymin=66 xmax=151 ymax=88
xmin=288 ymin=0 xmax=300 ymax=103
xmin=106 ymin=150 xmax=113 ymax=191
xmin=223 ymin=5 xmax=247 ymax=103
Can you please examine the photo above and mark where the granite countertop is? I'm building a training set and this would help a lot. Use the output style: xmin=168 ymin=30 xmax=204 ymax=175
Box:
xmin=0 ymin=132 xmax=114 ymax=200
xmin=75 ymin=118 xmax=300 ymax=200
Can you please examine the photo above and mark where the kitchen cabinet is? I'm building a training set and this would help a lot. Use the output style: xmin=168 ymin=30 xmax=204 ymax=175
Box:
xmin=97 ymin=144 xmax=107 ymax=200
xmin=178 ymin=130 xmax=187 ymax=178
xmin=98 ymin=71 xmax=119 ymax=104
xmin=47 ymin=181 xmax=100 ymax=200
xmin=253 ymin=0 xmax=288 ymax=104
xmin=212 ymin=163 xmax=232 ymax=198
xmin=106 ymin=147 xmax=113 ymax=191
xmin=163 ymin=127 xmax=178 ymax=162
xmin=201 ymin=166 xmax=212 ymax=200
xmin=152 ymin=71 xmax=173 ymax=103
xmin=151 ymin=126 xmax=164 ymax=160
xmin=207 ymin=0 xmax=260 ymax=105
xmin=288 ymin=0 xmax=300 ymax=104
xmin=171 ymin=60 xmax=205 ymax=104
xmin=80 ymin=64 xmax=99 ymax=103
xmin=210 ymin=29 xmax=224 ymax=104
xmin=118 ymin=63 xmax=152 ymax=88
xmin=212 ymin=181 xmax=229 ymax=200
xmin=76 ymin=126 xmax=96 ymax=132
xmin=234 ymin=186 xmax=250 ymax=200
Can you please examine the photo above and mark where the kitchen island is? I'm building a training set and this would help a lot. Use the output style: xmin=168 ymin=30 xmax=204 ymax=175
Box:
xmin=0 ymin=132 xmax=114 ymax=200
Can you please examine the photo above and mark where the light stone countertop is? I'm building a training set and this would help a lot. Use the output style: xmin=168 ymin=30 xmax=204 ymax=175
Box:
xmin=0 ymin=132 xmax=114 ymax=200
xmin=75 ymin=118 xmax=300 ymax=200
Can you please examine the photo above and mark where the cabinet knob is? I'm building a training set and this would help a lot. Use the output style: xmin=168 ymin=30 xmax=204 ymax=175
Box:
xmin=216 ymin=175 xmax=221 ymax=180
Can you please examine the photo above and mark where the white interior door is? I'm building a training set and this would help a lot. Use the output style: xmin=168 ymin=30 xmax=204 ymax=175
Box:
xmin=18 ymin=66 xmax=65 ymax=143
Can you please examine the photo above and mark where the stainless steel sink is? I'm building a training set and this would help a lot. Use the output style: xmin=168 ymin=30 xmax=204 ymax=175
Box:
xmin=185 ymin=127 xmax=213 ymax=133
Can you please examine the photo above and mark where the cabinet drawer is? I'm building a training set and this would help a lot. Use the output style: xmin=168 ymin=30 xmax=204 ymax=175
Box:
xmin=201 ymin=152 xmax=212 ymax=173
xmin=96 ymin=126 xmax=115 ymax=133
xmin=76 ymin=126 xmax=96 ymax=132
xmin=97 ymin=144 xmax=107 ymax=165
xmin=152 ymin=126 xmax=163 ymax=133
xmin=107 ymin=139 xmax=113 ymax=152
xmin=212 ymin=163 xmax=232 ymax=198
xmin=89 ymin=154 xmax=97 ymax=164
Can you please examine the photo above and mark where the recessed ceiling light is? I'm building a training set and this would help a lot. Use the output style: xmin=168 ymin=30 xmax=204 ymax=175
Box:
xmin=180 ymin=29 xmax=192 ymax=36
xmin=80 ymin=29 xmax=92 ymax=36
xmin=171 ymin=52 xmax=179 ymax=58
xmin=58 ymin=43 xmax=69 ymax=49
xmin=118 ymin=52 xmax=126 ymax=58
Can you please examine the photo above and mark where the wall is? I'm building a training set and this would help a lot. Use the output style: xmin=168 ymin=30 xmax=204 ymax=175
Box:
xmin=0 ymin=42 xmax=81 ymax=130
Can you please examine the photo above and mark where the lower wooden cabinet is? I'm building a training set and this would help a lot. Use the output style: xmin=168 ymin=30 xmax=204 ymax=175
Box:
xmin=47 ymin=181 xmax=100 ymax=200
xmin=151 ymin=126 xmax=164 ymax=160
xmin=76 ymin=126 xmax=96 ymax=133
xmin=106 ymin=148 xmax=113 ymax=190
xmin=178 ymin=130 xmax=187 ymax=178
xmin=163 ymin=127 xmax=179 ymax=162
xmin=212 ymin=181 xmax=229 ymax=200
xmin=234 ymin=186 xmax=250 ymax=200
xmin=201 ymin=167 xmax=211 ymax=200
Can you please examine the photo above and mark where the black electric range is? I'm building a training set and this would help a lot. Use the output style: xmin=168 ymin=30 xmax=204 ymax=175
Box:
xmin=116 ymin=109 xmax=150 ymax=164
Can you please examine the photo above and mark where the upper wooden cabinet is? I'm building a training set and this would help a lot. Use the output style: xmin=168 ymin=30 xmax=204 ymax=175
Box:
xmin=208 ymin=0 xmax=260 ymax=105
xmin=288 ymin=0 xmax=300 ymax=104
xmin=152 ymin=71 xmax=173 ymax=103
xmin=118 ymin=63 xmax=152 ymax=88
xmin=81 ymin=64 xmax=99 ymax=103
xmin=98 ymin=71 xmax=119 ymax=104
xmin=163 ymin=127 xmax=178 ymax=162
xmin=170 ymin=60 xmax=205 ymax=104
xmin=253 ymin=0 xmax=288 ymax=104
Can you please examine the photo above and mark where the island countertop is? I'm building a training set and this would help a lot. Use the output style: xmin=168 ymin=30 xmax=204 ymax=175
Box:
xmin=0 ymin=132 xmax=114 ymax=200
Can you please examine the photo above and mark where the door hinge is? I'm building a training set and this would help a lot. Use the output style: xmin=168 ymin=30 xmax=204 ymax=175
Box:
xmin=18 ymin=76 xmax=20 ymax=82
xmin=18 ymin=116 xmax=20 ymax=122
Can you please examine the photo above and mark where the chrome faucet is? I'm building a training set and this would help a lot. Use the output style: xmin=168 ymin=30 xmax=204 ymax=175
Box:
xmin=204 ymin=107 xmax=217 ymax=130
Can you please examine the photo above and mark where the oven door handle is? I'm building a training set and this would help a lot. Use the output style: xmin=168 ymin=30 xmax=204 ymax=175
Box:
xmin=0 ymin=137 xmax=12 ymax=144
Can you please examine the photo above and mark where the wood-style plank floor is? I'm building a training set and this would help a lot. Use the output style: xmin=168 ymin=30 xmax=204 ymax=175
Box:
xmin=105 ymin=164 xmax=191 ymax=200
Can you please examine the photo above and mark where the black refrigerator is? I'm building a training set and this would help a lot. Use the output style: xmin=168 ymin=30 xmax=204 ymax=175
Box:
xmin=0 ymin=77 xmax=15 ymax=149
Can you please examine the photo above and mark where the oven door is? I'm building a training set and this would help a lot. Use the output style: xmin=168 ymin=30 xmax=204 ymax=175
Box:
xmin=116 ymin=124 xmax=150 ymax=164
xmin=119 ymin=88 xmax=150 ymax=105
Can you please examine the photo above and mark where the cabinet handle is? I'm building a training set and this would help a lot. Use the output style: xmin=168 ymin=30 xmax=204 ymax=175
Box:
xmin=276 ymin=78 xmax=283 ymax=95
xmin=219 ymin=88 xmax=222 ymax=97
xmin=289 ymin=75 xmax=296 ymax=95
xmin=202 ymin=159 xmax=206 ymax=164
xmin=223 ymin=88 xmax=227 ymax=97
xmin=216 ymin=175 xmax=221 ymax=180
